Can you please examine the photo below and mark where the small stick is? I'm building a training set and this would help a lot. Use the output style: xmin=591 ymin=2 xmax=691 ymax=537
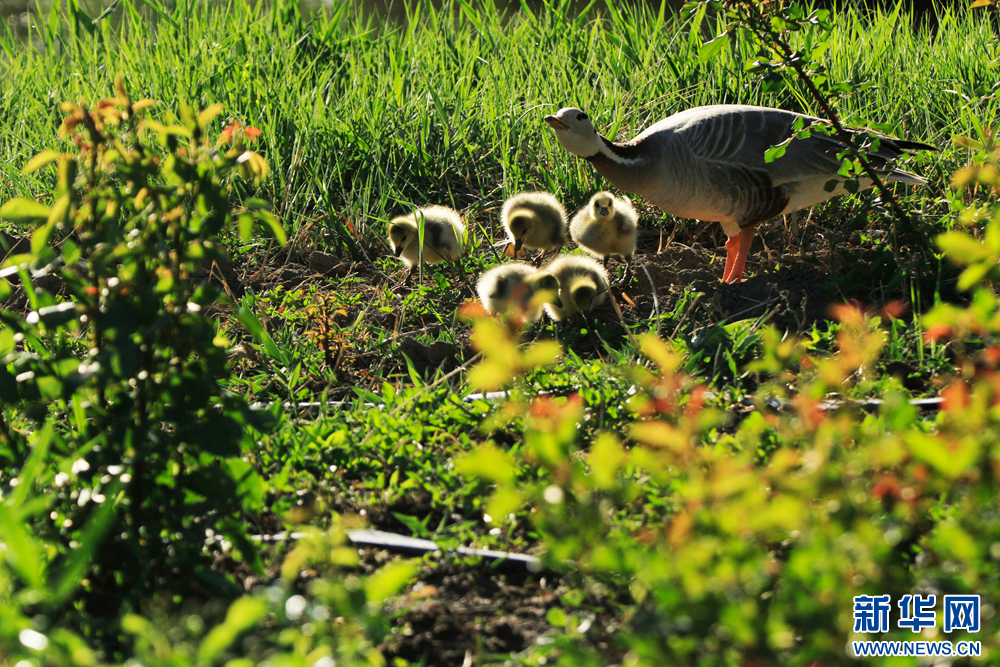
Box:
xmin=641 ymin=263 xmax=661 ymax=338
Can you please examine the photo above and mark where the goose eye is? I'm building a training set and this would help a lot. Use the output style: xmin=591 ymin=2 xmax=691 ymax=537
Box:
xmin=577 ymin=113 xmax=588 ymax=121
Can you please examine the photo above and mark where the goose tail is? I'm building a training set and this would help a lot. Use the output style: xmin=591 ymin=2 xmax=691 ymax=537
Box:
xmin=884 ymin=168 xmax=928 ymax=186
xmin=892 ymin=139 xmax=937 ymax=154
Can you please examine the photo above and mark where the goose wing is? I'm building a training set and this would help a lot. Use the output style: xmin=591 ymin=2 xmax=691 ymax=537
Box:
xmin=655 ymin=105 xmax=927 ymax=187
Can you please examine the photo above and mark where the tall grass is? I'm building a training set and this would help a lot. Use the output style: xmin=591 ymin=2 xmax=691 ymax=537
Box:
xmin=0 ymin=0 xmax=995 ymax=257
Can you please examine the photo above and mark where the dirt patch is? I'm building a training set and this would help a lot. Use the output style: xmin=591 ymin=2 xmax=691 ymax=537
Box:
xmin=621 ymin=215 xmax=893 ymax=328
xmin=374 ymin=556 xmax=618 ymax=666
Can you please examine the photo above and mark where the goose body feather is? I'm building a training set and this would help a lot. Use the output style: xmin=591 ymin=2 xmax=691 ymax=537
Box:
xmin=477 ymin=263 xmax=560 ymax=323
xmin=570 ymin=191 xmax=638 ymax=260
xmin=502 ymin=191 xmax=568 ymax=253
xmin=388 ymin=205 xmax=466 ymax=268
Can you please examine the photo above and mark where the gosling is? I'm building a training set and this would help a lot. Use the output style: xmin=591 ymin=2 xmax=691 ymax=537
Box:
xmin=569 ymin=192 xmax=638 ymax=281
xmin=476 ymin=263 xmax=561 ymax=324
xmin=387 ymin=205 xmax=466 ymax=283
xmin=543 ymin=255 xmax=611 ymax=321
xmin=501 ymin=192 xmax=567 ymax=265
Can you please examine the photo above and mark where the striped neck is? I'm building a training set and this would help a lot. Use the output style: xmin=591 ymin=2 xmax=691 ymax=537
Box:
xmin=589 ymin=136 xmax=648 ymax=167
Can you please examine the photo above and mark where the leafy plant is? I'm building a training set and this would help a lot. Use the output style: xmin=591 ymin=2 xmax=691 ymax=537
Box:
xmin=0 ymin=77 xmax=283 ymax=647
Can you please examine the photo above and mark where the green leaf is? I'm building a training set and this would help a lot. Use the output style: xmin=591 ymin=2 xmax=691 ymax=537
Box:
xmin=364 ymin=560 xmax=418 ymax=606
xmin=467 ymin=358 xmax=514 ymax=391
xmin=698 ymin=31 xmax=728 ymax=63
xmin=936 ymin=231 xmax=994 ymax=264
xmin=197 ymin=103 xmax=224 ymax=127
xmin=237 ymin=213 xmax=254 ymax=243
xmin=236 ymin=305 xmax=289 ymax=365
xmin=521 ymin=340 xmax=562 ymax=368
xmin=48 ymin=194 xmax=70 ymax=226
xmin=958 ymin=262 xmax=994 ymax=291
xmin=590 ymin=433 xmax=626 ymax=490
xmin=0 ymin=198 xmax=51 ymax=224
xmin=455 ymin=444 xmax=517 ymax=485
xmin=485 ymin=487 xmax=525 ymax=523
xmin=764 ymin=142 xmax=788 ymax=163
xmin=0 ymin=508 xmax=44 ymax=589
xmin=253 ymin=211 xmax=286 ymax=244
xmin=908 ymin=432 xmax=979 ymax=478
xmin=393 ymin=513 xmax=432 ymax=538
xmin=31 ymin=221 xmax=55 ymax=255
xmin=197 ymin=597 xmax=268 ymax=662
xmin=23 ymin=151 xmax=61 ymax=175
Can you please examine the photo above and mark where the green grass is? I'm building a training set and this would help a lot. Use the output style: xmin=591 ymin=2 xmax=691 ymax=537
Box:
xmin=2 ymin=1 xmax=1000 ymax=664
xmin=0 ymin=0 xmax=996 ymax=256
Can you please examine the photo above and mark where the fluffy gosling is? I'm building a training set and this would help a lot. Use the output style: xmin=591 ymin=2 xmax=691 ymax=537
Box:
xmin=387 ymin=205 xmax=466 ymax=283
xmin=570 ymin=192 xmax=638 ymax=280
xmin=501 ymin=192 xmax=567 ymax=265
xmin=476 ymin=263 xmax=561 ymax=324
xmin=543 ymin=255 xmax=611 ymax=321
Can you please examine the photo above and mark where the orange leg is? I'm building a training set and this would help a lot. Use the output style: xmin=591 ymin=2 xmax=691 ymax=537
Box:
xmin=722 ymin=226 xmax=755 ymax=284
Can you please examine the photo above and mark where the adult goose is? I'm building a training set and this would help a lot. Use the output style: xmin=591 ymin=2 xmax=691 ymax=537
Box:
xmin=544 ymin=105 xmax=934 ymax=283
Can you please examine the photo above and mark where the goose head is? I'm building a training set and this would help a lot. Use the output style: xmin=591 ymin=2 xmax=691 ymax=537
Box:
xmin=590 ymin=192 xmax=614 ymax=219
xmin=545 ymin=107 xmax=603 ymax=158
xmin=387 ymin=220 xmax=416 ymax=257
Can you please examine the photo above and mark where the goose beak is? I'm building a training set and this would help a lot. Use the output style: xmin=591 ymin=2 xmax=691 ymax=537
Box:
xmin=544 ymin=115 xmax=569 ymax=131
xmin=598 ymin=206 xmax=610 ymax=217
xmin=553 ymin=296 xmax=563 ymax=308
xmin=393 ymin=245 xmax=403 ymax=257
xmin=514 ymin=238 xmax=524 ymax=251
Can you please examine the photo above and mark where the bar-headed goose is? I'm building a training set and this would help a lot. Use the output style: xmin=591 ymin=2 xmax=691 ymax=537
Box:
xmin=476 ymin=263 xmax=561 ymax=323
xmin=545 ymin=105 xmax=934 ymax=283
xmin=501 ymin=191 xmax=568 ymax=264
xmin=388 ymin=205 xmax=466 ymax=282
xmin=542 ymin=255 xmax=610 ymax=321
xmin=569 ymin=191 xmax=638 ymax=280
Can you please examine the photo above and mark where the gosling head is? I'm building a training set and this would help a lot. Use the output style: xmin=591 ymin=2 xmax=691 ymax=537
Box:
xmin=544 ymin=107 xmax=603 ymax=159
xmin=570 ymin=280 xmax=598 ymax=313
xmin=387 ymin=220 xmax=416 ymax=257
xmin=507 ymin=214 xmax=532 ymax=251
xmin=590 ymin=192 xmax=614 ymax=220
xmin=531 ymin=271 xmax=562 ymax=309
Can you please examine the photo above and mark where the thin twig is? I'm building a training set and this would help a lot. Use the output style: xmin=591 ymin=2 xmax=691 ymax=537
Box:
xmin=641 ymin=264 xmax=661 ymax=338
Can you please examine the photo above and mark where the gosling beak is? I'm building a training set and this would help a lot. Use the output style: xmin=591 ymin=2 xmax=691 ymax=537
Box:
xmin=553 ymin=296 xmax=563 ymax=308
xmin=598 ymin=206 xmax=610 ymax=217
xmin=514 ymin=238 xmax=524 ymax=251
xmin=544 ymin=115 xmax=569 ymax=131
xmin=393 ymin=245 xmax=403 ymax=258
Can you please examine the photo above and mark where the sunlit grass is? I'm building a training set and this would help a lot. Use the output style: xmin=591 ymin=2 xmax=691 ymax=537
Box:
xmin=0 ymin=0 xmax=995 ymax=257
